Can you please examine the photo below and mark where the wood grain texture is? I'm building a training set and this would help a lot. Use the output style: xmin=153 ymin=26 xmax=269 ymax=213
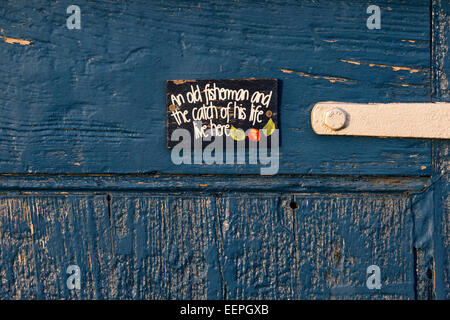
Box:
xmin=293 ymin=195 xmax=415 ymax=299
xmin=433 ymin=0 xmax=450 ymax=100
xmin=213 ymin=195 xmax=295 ymax=299
xmin=0 ymin=0 xmax=431 ymax=175
xmin=0 ymin=193 xmax=415 ymax=299
xmin=106 ymin=194 xmax=295 ymax=299
xmin=412 ymin=0 xmax=449 ymax=300
xmin=110 ymin=195 xmax=219 ymax=299
xmin=311 ymin=102 xmax=450 ymax=139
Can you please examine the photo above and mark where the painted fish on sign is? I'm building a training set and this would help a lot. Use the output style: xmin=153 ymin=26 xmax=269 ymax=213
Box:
xmin=166 ymin=79 xmax=279 ymax=148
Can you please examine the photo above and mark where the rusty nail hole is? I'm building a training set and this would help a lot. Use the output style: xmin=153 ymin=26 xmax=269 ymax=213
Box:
xmin=334 ymin=250 xmax=341 ymax=260
xmin=266 ymin=110 xmax=272 ymax=117
xmin=289 ymin=200 xmax=298 ymax=210
xmin=169 ymin=104 xmax=177 ymax=112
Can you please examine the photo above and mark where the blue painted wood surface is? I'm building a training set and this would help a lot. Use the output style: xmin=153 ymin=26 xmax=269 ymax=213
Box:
xmin=428 ymin=0 xmax=449 ymax=300
xmin=408 ymin=0 xmax=449 ymax=300
xmin=0 ymin=0 xmax=432 ymax=175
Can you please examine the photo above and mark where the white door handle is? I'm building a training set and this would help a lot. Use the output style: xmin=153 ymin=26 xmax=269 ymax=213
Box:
xmin=311 ymin=102 xmax=450 ymax=139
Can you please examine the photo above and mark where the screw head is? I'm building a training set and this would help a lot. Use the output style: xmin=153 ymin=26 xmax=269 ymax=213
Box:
xmin=324 ymin=108 xmax=347 ymax=130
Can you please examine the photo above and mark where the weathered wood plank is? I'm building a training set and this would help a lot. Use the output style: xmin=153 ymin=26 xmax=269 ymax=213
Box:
xmin=0 ymin=0 xmax=431 ymax=175
xmin=110 ymin=195 xmax=219 ymax=299
xmin=0 ymin=193 xmax=296 ymax=299
xmin=428 ymin=0 xmax=450 ymax=300
xmin=293 ymin=195 xmax=415 ymax=299
xmin=433 ymin=148 xmax=450 ymax=300
xmin=0 ymin=192 xmax=416 ymax=299
xmin=433 ymin=0 xmax=450 ymax=100
xmin=0 ymin=195 xmax=113 ymax=299
xmin=108 ymin=194 xmax=296 ymax=299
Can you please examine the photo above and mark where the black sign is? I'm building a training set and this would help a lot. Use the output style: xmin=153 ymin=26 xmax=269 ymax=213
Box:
xmin=166 ymin=79 xmax=279 ymax=148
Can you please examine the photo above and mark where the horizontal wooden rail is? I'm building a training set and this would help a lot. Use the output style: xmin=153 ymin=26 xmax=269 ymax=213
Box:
xmin=312 ymin=102 xmax=450 ymax=139
xmin=0 ymin=174 xmax=430 ymax=193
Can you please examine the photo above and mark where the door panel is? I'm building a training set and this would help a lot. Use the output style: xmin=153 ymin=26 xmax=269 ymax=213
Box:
xmin=431 ymin=0 xmax=449 ymax=300
xmin=0 ymin=193 xmax=415 ymax=299
xmin=0 ymin=0 xmax=447 ymax=301
xmin=293 ymin=195 xmax=414 ymax=299
xmin=0 ymin=0 xmax=431 ymax=175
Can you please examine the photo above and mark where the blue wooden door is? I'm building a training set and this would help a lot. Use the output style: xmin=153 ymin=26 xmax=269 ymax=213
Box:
xmin=0 ymin=0 xmax=448 ymax=299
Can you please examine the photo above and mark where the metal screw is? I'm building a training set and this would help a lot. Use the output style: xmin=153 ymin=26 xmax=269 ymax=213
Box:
xmin=324 ymin=108 xmax=347 ymax=130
